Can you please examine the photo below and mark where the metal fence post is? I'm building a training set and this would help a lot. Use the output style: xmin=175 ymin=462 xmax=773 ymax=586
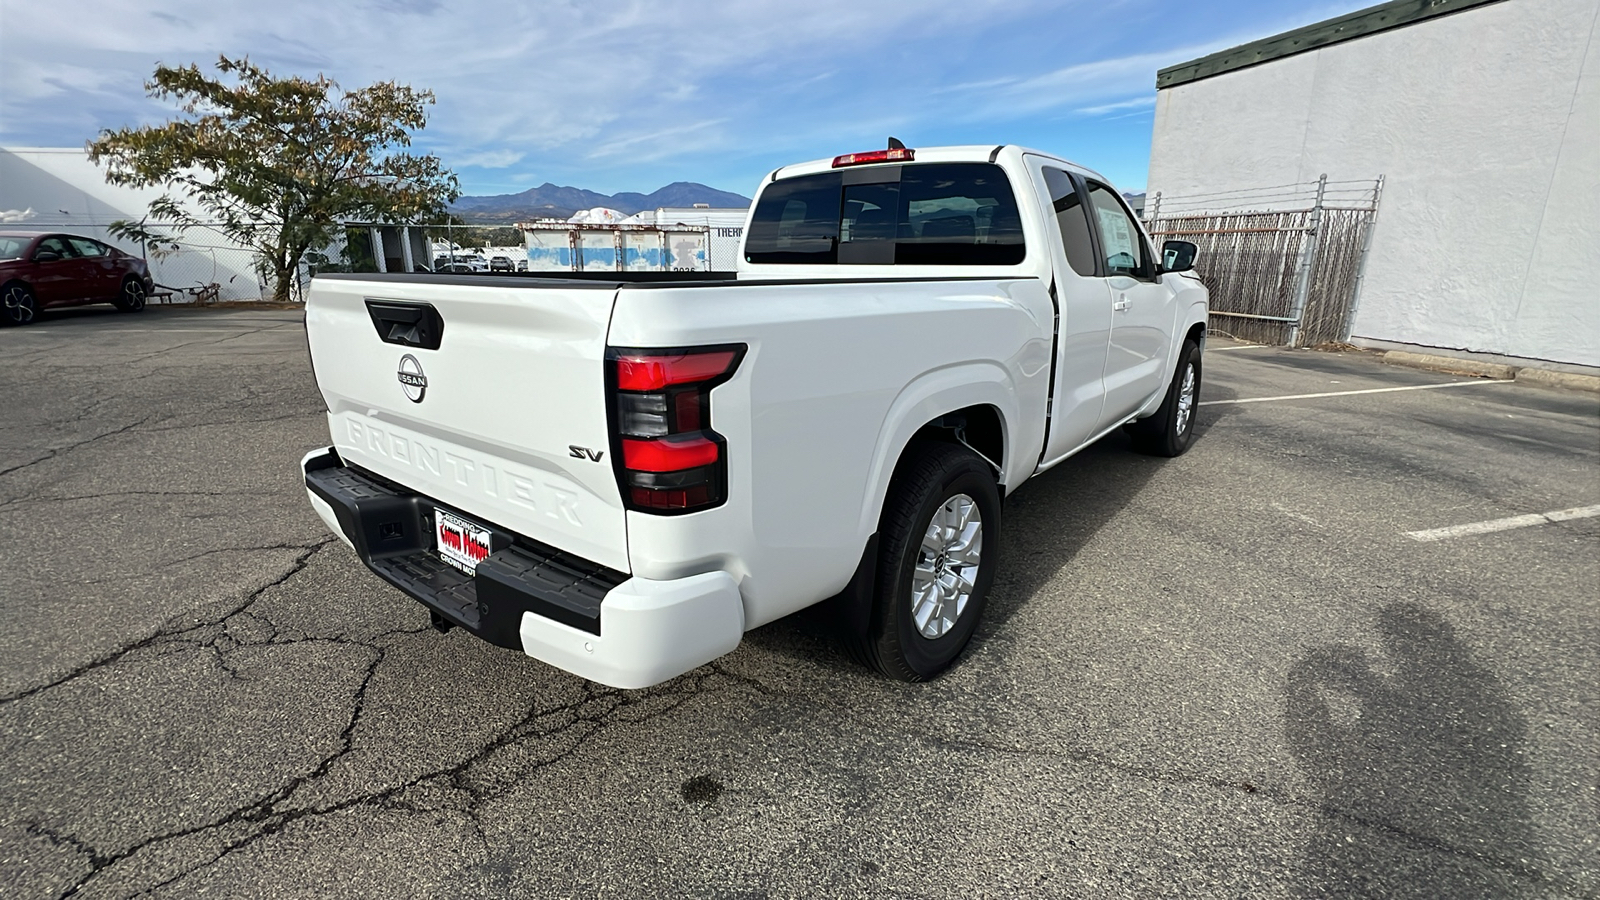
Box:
xmin=1340 ymin=175 xmax=1385 ymax=342
xmin=1285 ymin=173 xmax=1327 ymax=347
xmin=371 ymin=227 xmax=387 ymax=274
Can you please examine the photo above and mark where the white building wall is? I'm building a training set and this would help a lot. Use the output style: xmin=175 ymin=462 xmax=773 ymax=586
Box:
xmin=1148 ymin=0 xmax=1600 ymax=366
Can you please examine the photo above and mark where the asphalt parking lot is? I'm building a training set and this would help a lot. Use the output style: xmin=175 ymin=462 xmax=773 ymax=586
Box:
xmin=1 ymin=305 xmax=1596 ymax=899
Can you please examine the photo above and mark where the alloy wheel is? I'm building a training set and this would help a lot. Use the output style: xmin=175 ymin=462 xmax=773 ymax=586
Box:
xmin=122 ymin=280 xmax=147 ymax=311
xmin=3 ymin=286 xmax=35 ymax=324
xmin=1175 ymin=362 xmax=1196 ymax=435
xmin=911 ymin=493 xmax=983 ymax=639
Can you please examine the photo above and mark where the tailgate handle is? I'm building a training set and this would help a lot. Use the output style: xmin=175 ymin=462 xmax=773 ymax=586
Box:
xmin=366 ymin=300 xmax=444 ymax=350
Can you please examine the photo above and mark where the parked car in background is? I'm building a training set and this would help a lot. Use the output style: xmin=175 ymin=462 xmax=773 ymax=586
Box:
xmin=0 ymin=231 xmax=154 ymax=326
xmin=489 ymin=255 xmax=515 ymax=272
xmin=433 ymin=254 xmax=490 ymax=273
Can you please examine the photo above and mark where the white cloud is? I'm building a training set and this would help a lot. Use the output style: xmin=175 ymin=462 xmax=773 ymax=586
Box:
xmin=1076 ymin=95 xmax=1157 ymax=116
xmin=936 ymin=45 xmax=1223 ymax=121
xmin=452 ymin=149 xmax=525 ymax=169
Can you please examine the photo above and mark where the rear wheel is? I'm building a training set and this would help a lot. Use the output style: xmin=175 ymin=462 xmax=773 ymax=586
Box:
xmin=1 ymin=282 xmax=36 ymax=326
xmin=1126 ymin=338 xmax=1201 ymax=457
xmin=861 ymin=442 xmax=1001 ymax=682
xmin=114 ymin=277 xmax=147 ymax=313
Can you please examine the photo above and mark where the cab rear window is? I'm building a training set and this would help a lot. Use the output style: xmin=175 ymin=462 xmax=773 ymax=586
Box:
xmin=744 ymin=163 xmax=1025 ymax=266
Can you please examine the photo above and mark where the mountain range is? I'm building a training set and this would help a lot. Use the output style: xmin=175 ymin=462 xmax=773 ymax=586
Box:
xmin=450 ymin=181 xmax=753 ymax=222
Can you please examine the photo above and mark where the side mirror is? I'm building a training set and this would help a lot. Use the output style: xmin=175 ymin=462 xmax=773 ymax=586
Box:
xmin=1160 ymin=240 xmax=1197 ymax=274
xmin=33 ymin=250 xmax=62 ymax=262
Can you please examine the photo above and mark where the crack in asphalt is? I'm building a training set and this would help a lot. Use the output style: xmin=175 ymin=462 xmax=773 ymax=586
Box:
xmin=0 ymin=538 xmax=335 ymax=706
xmin=43 ymin=658 xmax=743 ymax=899
xmin=2 ymin=496 xmax=752 ymax=898
xmin=95 ymin=327 xmax=285 ymax=370
xmin=0 ymin=416 xmax=154 ymax=480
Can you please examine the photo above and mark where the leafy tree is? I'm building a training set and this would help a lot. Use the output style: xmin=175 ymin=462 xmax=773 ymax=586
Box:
xmin=89 ymin=56 xmax=459 ymax=302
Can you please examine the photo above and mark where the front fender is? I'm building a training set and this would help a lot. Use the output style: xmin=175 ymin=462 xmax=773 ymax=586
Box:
xmin=1138 ymin=280 xmax=1210 ymax=418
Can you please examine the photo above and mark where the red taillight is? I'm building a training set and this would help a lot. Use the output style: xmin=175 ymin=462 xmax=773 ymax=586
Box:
xmin=832 ymin=147 xmax=914 ymax=168
xmin=622 ymin=436 xmax=719 ymax=472
xmin=608 ymin=345 xmax=745 ymax=513
xmin=615 ymin=350 xmax=738 ymax=391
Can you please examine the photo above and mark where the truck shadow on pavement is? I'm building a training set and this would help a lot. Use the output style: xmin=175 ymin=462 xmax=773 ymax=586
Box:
xmin=1283 ymin=601 xmax=1541 ymax=898
xmin=741 ymin=406 xmax=1236 ymax=669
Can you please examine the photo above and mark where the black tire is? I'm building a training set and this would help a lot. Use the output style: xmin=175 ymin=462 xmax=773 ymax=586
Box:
xmin=1126 ymin=338 xmax=1202 ymax=457
xmin=114 ymin=277 xmax=147 ymax=313
xmin=860 ymin=441 xmax=1001 ymax=682
xmin=1 ymin=282 xmax=36 ymax=326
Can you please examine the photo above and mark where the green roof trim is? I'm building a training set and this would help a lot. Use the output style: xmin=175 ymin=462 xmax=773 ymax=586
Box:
xmin=1157 ymin=0 xmax=1510 ymax=89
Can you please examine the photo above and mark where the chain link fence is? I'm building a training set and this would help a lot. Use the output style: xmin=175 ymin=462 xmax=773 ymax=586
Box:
xmin=1146 ymin=177 xmax=1383 ymax=347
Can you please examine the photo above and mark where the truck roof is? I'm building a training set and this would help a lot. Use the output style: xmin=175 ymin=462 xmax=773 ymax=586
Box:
xmin=765 ymin=144 xmax=1104 ymax=184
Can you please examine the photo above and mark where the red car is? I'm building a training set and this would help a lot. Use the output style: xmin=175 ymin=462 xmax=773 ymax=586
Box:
xmin=0 ymin=231 xmax=155 ymax=326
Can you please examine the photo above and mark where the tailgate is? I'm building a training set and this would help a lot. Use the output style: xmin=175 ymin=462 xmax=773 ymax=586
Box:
xmin=306 ymin=274 xmax=628 ymax=572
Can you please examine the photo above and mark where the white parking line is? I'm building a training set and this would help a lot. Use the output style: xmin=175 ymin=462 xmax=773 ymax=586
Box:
xmin=1207 ymin=344 xmax=1270 ymax=352
xmin=1199 ymin=379 xmax=1514 ymax=406
xmin=1404 ymin=504 xmax=1600 ymax=542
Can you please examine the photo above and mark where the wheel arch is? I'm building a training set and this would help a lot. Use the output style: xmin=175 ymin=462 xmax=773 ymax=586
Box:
xmin=902 ymin=404 xmax=1006 ymax=494
xmin=859 ymin=363 xmax=1020 ymax=540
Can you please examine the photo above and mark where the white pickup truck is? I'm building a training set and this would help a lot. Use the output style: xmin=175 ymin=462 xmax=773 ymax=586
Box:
xmin=301 ymin=144 xmax=1208 ymax=688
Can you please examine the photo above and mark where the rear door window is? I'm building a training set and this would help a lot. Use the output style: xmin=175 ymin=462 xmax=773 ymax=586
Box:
xmin=745 ymin=163 xmax=1025 ymax=266
xmin=67 ymin=237 xmax=106 ymax=257
xmin=35 ymin=236 xmax=77 ymax=259
xmin=1041 ymin=168 xmax=1097 ymax=277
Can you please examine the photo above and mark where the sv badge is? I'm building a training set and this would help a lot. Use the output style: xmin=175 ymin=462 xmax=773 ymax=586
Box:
xmin=568 ymin=445 xmax=605 ymax=462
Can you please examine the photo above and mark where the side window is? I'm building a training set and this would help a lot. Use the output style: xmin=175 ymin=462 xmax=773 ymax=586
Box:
xmin=35 ymin=236 xmax=77 ymax=259
xmin=1041 ymin=168 xmax=1097 ymax=277
xmin=67 ymin=237 xmax=106 ymax=257
xmin=744 ymin=173 xmax=843 ymax=264
xmin=1086 ymin=183 xmax=1150 ymax=279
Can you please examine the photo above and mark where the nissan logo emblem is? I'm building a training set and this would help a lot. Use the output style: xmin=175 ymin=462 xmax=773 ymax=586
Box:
xmin=397 ymin=354 xmax=427 ymax=402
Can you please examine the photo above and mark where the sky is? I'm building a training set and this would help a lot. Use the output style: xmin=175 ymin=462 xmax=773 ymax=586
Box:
xmin=0 ymin=0 xmax=1370 ymax=198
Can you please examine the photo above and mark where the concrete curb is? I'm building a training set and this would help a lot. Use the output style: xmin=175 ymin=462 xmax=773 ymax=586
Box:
xmin=1514 ymin=367 xmax=1600 ymax=393
xmin=1381 ymin=350 xmax=1600 ymax=393
xmin=1382 ymin=351 xmax=1517 ymax=380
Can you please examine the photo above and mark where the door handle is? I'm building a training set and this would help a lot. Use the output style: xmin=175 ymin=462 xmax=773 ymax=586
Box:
xmin=1113 ymin=296 xmax=1130 ymax=312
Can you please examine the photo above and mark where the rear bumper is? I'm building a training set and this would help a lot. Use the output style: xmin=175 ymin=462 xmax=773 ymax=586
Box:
xmin=300 ymin=448 xmax=743 ymax=689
